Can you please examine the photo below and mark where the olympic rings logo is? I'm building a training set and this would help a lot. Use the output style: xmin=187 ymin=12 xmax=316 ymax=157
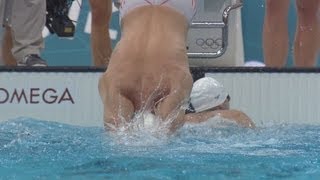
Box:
xmin=196 ymin=38 xmax=222 ymax=50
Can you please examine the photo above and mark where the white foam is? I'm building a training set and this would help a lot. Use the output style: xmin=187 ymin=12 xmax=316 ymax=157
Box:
xmin=142 ymin=113 xmax=155 ymax=128
xmin=108 ymin=111 xmax=173 ymax=146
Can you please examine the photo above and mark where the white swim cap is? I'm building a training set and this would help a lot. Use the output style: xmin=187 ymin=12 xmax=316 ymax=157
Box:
xmin=190 ymin=77 xmax=229 ymax=112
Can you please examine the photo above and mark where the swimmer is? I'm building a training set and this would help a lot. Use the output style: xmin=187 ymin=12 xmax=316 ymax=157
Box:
xmin=185 ymin=77 xmax=255 ymax=128
xmin=98 ymin=0 xmax=196 ymax=132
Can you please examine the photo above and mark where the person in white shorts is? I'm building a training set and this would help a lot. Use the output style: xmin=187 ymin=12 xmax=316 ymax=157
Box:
xmin=185 ymin=77 xmax=255 ymax=128
xmin=0 ymin=0 xmax=47 ymax=66
xmin=89 ymin=0 xmax=196 ymax=67
xmin=99 ymin=0 xmax=198 ymax=133
xmin=117 ymin=0 xmax=197 ymax=23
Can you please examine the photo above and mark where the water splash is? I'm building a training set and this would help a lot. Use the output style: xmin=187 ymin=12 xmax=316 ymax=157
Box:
xmin=106 ymin=111 xmax=173 ymax=147
xmin=1 ymin=118 xmax=320 ymax=179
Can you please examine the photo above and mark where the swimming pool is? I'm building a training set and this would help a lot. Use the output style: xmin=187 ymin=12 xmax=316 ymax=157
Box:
xmin=1 ymin=117 xmax=319 ymax=179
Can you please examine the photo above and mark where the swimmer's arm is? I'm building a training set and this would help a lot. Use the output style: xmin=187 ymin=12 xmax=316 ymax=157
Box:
xmin=184 ymin=110 xmax=219 ymax=124
xmin=184 ymin=109 xmax=255 ymax=128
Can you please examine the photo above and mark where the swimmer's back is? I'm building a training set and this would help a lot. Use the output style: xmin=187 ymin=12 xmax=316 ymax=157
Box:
xmin=112 ymin=6 xmax=189 ymax=65
xmin=104 ymin=5 xmax=192 ymax=110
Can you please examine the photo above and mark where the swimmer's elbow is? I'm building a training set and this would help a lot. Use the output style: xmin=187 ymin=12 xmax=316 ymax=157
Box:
xmin=184 ymin=111 xmax=219 ymax=124
xmin=227 ymin=110 xmax=256 ymax=128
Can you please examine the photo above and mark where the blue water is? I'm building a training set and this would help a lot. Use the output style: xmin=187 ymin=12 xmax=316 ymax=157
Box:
xmin=1 ymin=118 xmax=319 ymax=179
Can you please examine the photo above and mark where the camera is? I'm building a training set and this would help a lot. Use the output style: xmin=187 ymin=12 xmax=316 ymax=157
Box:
xmin=46 ymin=0 xmax=75 ymax=37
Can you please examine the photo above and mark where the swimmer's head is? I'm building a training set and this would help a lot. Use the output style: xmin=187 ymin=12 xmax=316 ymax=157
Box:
xmin=190 ymin=77 xmax=229 ymax=112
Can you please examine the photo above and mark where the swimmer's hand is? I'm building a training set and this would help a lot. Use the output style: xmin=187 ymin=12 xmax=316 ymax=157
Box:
xmin=185 ymin=109 xmax=255 ymax=128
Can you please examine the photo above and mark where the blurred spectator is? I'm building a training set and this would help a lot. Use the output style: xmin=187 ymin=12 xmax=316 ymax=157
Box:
xmin=89 ymin=0 xmax=113 ymax=67
xmin=0 ymin=28 xmax=3 ymax=65
xmin=263 ymin=0 xmax=319 ymax=67
xmin=0 ymin=0 xmax=47 ymax=66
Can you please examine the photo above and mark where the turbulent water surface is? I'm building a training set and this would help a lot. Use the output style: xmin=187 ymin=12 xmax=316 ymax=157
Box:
xmin=0 ymin=117 xmax=319 ymax=179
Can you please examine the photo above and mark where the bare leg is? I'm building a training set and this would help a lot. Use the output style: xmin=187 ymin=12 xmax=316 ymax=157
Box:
xmin=155 ymin=74 xmax=193 ymax=132
xmin=99 ymin=74 xmax=135 ymax=130
xmin=319 ymin=3 xmax=320 ymax=53
xmin=294 ymin=0 xmax=320 ymax=67
xmin=89 ymin=0 xmax=113 ymax=67
xmin=318 ymin=10 xmax=320 ymax=54
xmin=2 ymin=27 xmax=16 ymax=66
xmin=263 ymin=0 xmax=290 ymax=67
xmin=155 ymin=93 xmax=187 ymax=132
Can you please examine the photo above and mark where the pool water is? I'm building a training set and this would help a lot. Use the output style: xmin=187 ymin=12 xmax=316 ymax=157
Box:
xmin=1 ymin=117 xmax=319 ymax=179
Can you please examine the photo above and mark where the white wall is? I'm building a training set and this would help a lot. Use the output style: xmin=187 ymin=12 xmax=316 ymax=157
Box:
xmin=0 ymin=27 xmax=3 ymax=66
xmin=1 ymin=71 xmax=320 ymax=127
xmin=207 ymin=72 xmax=320 ymax=126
